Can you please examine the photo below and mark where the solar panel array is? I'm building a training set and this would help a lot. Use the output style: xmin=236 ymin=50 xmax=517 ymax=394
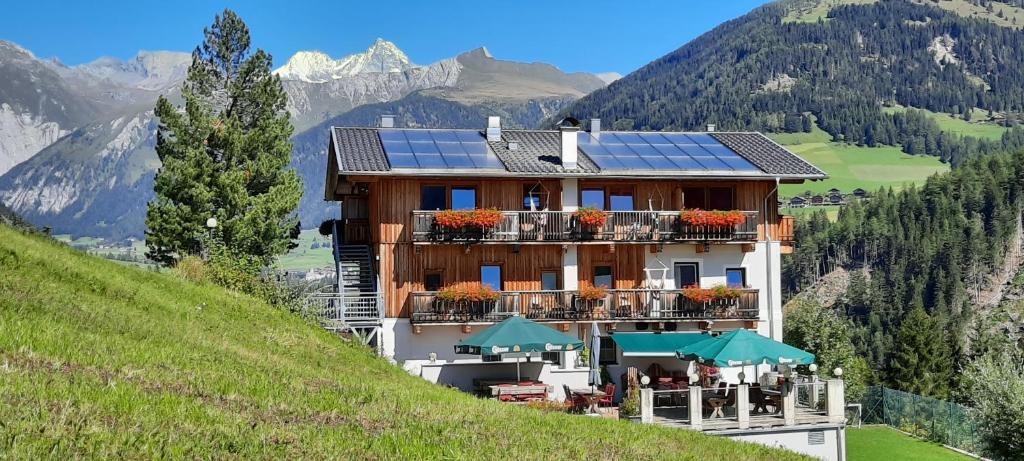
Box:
xmin=577 ymin=132 xmax=760 ymax=172
xmin=378 ymin=129 xmax=504 ymax=170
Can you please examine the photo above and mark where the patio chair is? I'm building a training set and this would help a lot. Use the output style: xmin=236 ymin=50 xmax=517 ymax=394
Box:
xmin=598 ymin=384 xmax=616 ymax=407
xmin=563 ymin=384 xmax=587 ymax=413
xmin=749 ymin=385 xmax=776 ymax=414
xmin=614 ymin=295 xmax=633 ymax=318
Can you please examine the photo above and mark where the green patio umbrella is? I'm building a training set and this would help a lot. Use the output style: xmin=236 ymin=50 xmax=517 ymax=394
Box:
xmin=455 ymin=316 xmax=584 ymax=381
xmin=675 ymin=328 xmax=815 ymax=369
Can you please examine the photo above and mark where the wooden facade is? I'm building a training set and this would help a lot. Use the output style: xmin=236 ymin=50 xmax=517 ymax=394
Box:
xmin=344 ymin=175 xmax=789 ymax=318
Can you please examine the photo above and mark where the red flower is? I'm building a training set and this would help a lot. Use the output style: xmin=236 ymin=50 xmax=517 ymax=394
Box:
xmin=681 ymin=285 xmax=741 ymax=303
xmin=679 ymin=209 xmax=746 ymax=227
xmin=437 ymin=283 xmax=500 ymax=302
xmin=574 ymin=207 xmax=609 ymax=227
xmin=578 ymin=285 xmax=608 ymax=301
xmin=434 ymin=209 xmax=504 ymax=230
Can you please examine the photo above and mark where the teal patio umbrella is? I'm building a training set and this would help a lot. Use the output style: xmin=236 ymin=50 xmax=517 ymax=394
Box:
xmin=455 ymin=316 xmax=584 ymax=381
xmin=675 ymin=329 xmax=815 ymax=369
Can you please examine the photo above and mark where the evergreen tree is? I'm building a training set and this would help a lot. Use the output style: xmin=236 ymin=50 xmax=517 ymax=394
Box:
xmin=890 ymin=307 xmax=952 ymax=398
xmin=146 ymin=10 xmax=301 ymax=267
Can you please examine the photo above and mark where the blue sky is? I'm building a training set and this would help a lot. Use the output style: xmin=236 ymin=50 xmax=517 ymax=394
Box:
xmin=1 ymin=1 xmax=770 ymax=75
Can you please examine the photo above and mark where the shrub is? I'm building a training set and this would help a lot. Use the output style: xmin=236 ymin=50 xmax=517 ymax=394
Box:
xmin=620 ymin=386 xmax=641 ymax=417
xmin=578 ymin=285 xmax=608 ymax=301
xmin=574 ymin=207 xmax=608 ymax=227
xmin=174 ymin=256 xmax=207 ymax=283
xmin=318 ymin=219 xmax=336 ymax=237
xmin=679 ymin=209 xmax=746 ymax=227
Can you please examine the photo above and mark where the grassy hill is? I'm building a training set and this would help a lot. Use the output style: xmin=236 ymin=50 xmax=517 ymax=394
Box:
xmin=0 ymin=225 xmax=806 ymax=459
xmin=847 ymin=426 xmax=972 ymax=461
xmin=770 ymin=123 xmax=950 ymax=197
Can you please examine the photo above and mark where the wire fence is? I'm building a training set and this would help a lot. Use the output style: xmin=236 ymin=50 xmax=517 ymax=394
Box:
xmin=860 ymin=386 xmax=982 ymax=456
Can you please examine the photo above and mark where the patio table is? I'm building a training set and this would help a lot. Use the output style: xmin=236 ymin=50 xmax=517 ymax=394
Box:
xmin=761 ymin=389 xmax=782 ymax=414
xmin=570 ymin=388 xmax=607 ymax=413
xmin=490 ymin=384 xmax=551 ymax=402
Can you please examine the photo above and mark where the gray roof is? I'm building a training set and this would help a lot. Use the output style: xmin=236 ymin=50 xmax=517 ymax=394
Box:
xmin=488 ymin=130 xmax=599 ymax=174
xmin=711 ymin=132 xmax=826 ymax=177
xmin=331 ymin=127 xmax=389 ymax=172
xmin=329 ymin=126 xmax=827 ymax=180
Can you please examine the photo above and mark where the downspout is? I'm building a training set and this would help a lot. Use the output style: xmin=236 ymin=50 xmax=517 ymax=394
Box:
xmin=763 ymin=177 xmax=781 ymax=340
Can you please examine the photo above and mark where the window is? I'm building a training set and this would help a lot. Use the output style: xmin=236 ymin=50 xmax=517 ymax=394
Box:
xmin=709 ymin=187 xmax=734 ymax=210
xmin=523 ymin=185 xmax=547 ymax=210
xmin=424 ymin=271 xmax=443 ymax=291
xmin=541 ymin=351 xmax=561 ymax=364
xmin=599 ymin=336 xmax=617 ymax=365
xmin=725 ymin=268 xmax=746 ymax=289
xmin=481 ymin=265 xmax=502 ymax=290
xmin=421 ymin=185 xmax=446 ymax=210
xmin=674 ymin=262 xmax=700 ymax=288
xmin=581 ymin=188 xmax=606 ymax=210
xmin=609 ymin=188 xmax=635 ymax=211
xmin=451 ymin=187 xmax=477 ymax=210
xmin=541 ymin=271 xmax=560 ymax=291
xmin=683 ymin=187 xmax=706 ymax=209
xmin=593 ymin=266 xmax=613 ymax=289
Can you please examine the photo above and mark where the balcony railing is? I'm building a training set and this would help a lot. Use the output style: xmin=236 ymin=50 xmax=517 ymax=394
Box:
xmin=411 ymin=210 xmax=759 ymax=244
xmin=409 ymin=288 xmax=759 ymax=324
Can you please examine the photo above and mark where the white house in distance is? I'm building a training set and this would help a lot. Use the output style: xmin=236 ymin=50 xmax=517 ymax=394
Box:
xmin=318 ymin=115 xmax=847 ymax=460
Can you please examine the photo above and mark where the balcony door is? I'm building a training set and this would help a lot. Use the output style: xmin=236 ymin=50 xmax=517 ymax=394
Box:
xmin=341 ymin=195 xmax=370 ymax=244
xmin=674 ymin=262 xmax=699 ymax=289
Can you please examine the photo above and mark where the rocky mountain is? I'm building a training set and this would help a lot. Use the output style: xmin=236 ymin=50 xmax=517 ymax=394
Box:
xmin=0 ymin=38 xmax=609 ymax=240
xmin=0 ymin=42 xmax=100 ymax=175
xmin=553 ymin=0 xmax=1024 ymax=165
xmin=277 ymin=40 xmax=606 ymax=131
xmin=274 ymin=38 xmax=419 ymax=82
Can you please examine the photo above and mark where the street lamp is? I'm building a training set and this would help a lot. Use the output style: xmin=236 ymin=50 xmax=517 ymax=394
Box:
xmin=202 ymin=217 xmax=218 ymax=260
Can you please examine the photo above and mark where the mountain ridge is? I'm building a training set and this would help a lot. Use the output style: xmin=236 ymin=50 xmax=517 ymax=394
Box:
xmin=0 ymin=38 xmax=610 ymax=240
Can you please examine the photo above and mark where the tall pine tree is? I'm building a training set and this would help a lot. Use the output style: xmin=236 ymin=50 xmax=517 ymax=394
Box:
xmin=890 ymin=306 xmax=953 ymax=398
xmin=146 ymin=10 xmax=301 ymax=267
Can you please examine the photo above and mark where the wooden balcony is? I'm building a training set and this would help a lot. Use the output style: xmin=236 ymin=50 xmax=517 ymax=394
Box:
xmin=410 ymin=210 xmax=759 ymax=244
xmin=409 ymin=289 xmax=759 ymax=324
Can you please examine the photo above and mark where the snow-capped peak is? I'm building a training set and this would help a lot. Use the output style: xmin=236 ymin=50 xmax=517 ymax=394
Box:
xmin=273 ymin=38 xmax=419 ymax=83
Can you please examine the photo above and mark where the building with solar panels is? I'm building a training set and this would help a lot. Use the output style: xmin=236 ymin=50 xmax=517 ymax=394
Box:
xmin=320 ymin=115 xmax=827 ymax=401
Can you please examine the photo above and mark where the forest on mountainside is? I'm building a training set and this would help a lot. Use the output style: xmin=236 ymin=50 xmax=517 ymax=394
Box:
xmin=556 ymin=0 xmax=1024 ymax=165
xmin=782 ymin=149 xmax=1024 ymax=398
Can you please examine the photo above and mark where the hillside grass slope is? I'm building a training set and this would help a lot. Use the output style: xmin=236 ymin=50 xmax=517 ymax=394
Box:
xmin=0 ymin=225 xmax=807 ymax=460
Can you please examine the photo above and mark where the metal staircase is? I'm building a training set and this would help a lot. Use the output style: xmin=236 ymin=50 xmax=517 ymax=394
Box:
xmin=304 ymin=220 xmax=384 ymax=350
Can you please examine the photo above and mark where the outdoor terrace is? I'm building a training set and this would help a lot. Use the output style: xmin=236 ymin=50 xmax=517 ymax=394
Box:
xmin=411 ymin=210 xmax=761 ymax=244
xmin=641 ymin=378 xmax=844 ymax=432
xmin=409 ymin=288 xmax=759 ymax=324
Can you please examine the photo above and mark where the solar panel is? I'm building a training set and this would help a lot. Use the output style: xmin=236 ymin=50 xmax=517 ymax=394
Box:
xmin=378 ymin=129 xmax=505 ymax=170
xmin=578 ymin=131 xmax=760 ymax=172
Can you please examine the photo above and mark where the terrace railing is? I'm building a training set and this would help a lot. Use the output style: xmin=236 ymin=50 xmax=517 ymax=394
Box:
xmin=305 ymin=288 xmax=384 ymax=330
xmin=409 ymin=288 xmax=758 ymax=324
xmin=410 ymin=210 xmax=759 ymax=244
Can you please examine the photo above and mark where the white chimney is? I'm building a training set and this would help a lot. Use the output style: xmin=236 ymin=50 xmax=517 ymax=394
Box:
xmin=706 ymin=123 xmax=716 ymax=132
xmin=590 ymin=118 xmax=601 ymax=139
xmin=486 ymin=116 xmax=502 ymax=142
xmin=560 ymin=125 xmax=579 ymax=170
xmin=379 ymin=115 xmax=395 ymax=128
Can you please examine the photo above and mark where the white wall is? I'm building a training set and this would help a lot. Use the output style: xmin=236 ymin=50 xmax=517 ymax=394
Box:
xmin=383 ymin=319 xmax=592 ymax=400
xmin=725 ymin=426 xmax=845 ymax=461
xmin=641 ymin=242 xmax=782 ymax=339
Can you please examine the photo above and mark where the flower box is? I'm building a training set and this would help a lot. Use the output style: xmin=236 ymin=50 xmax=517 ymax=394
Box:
xmin=575 ymin=207 xmax=608 ymax=226
xmin=678 ymin=209 xmax=746 ymax=227
xmin=577 ymin=285 xmax=608 ymax=302
xmin=437 ymin=284 xmax=500 ymax=303
xmin=433 ymin=209 xmax=504 ymax=239
xmin=681 ymin=285 xmax=742 ymax=303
